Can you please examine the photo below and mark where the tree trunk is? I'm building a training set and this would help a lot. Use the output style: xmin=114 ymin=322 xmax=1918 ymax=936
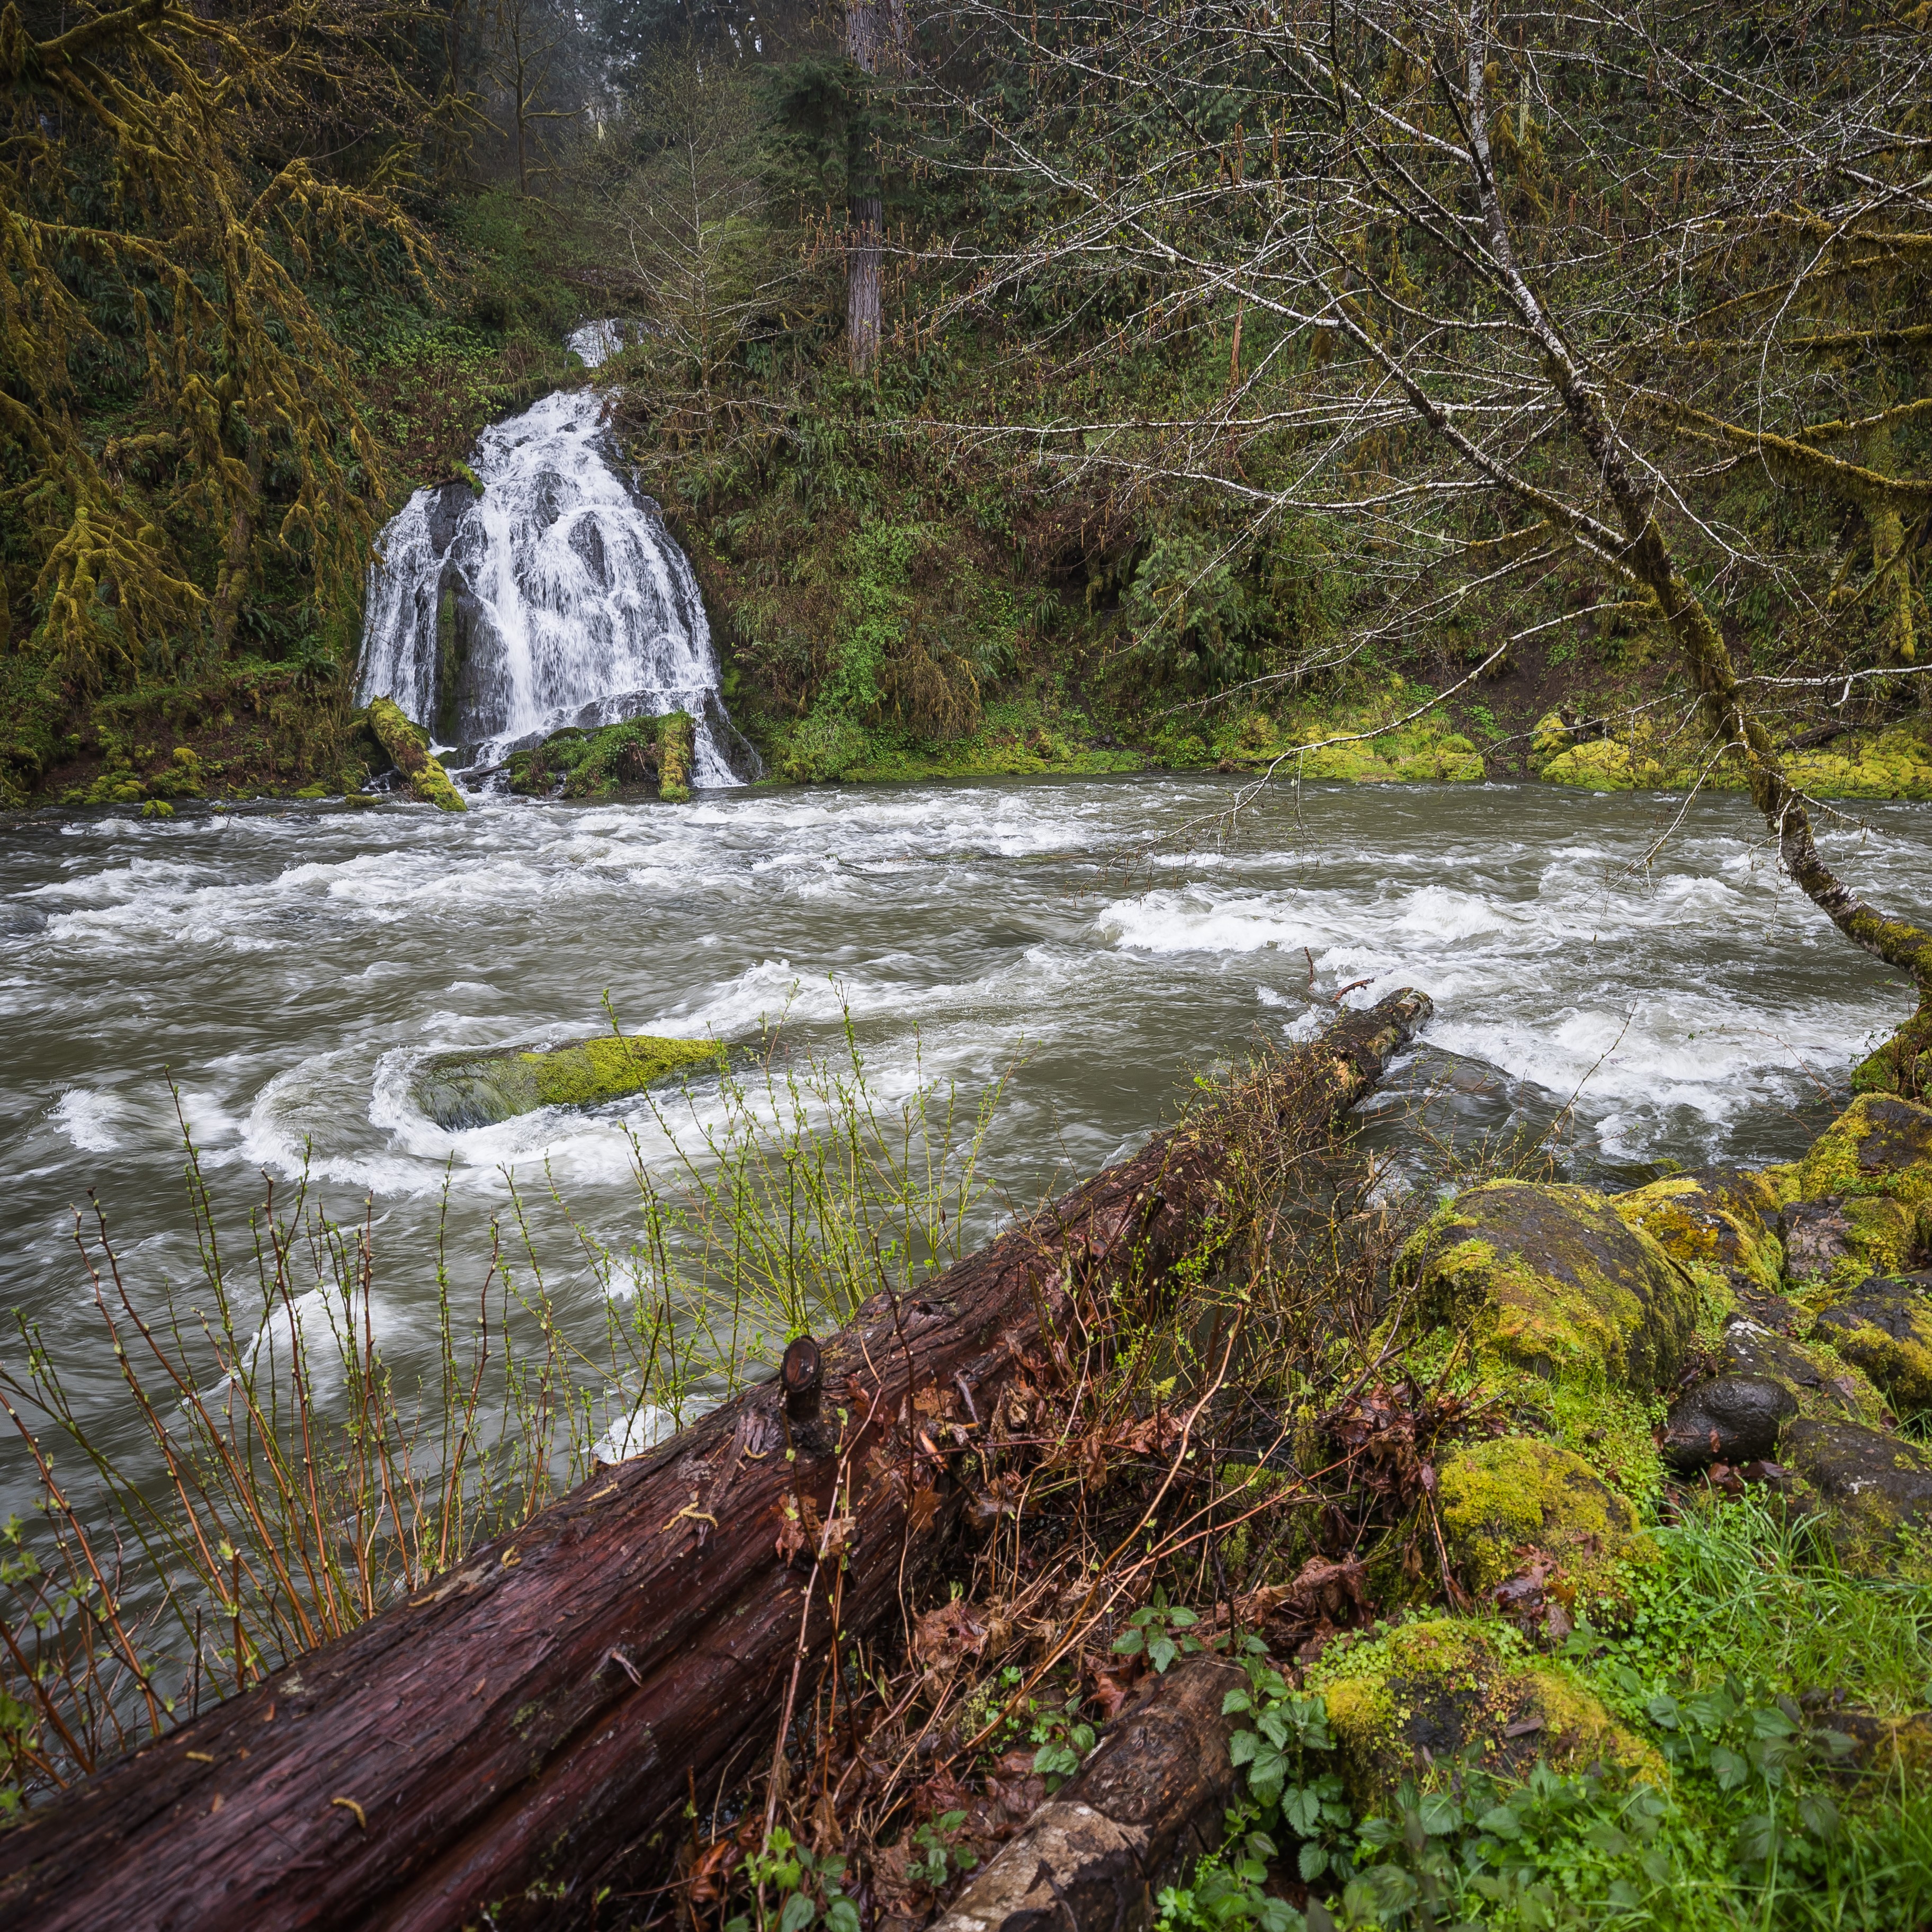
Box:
xmin=847 ymin=194 xmax=882 ymax=374
xmin=846 ymin=0 xmax=882 ymax=373
xmin=0 ymin=994 xmax=1429 ymax=1932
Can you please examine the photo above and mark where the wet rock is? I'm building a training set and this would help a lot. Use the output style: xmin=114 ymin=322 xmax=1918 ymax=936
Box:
xmin=1779 ymin=1417 xmax=1932 ymax=1571
xmin=1613 ymin=1167 xmax=1784 ymax=1310
xmin=1781 ymin=1193 xmax=1918 ymax=1292
xmin=414 ymin=1034 xmax=720 ymax=1129
xmin=1437 ymin=1437 xmax=1652 ymax=1601
xmin=1718 ymin=1316 xmax=1886 ymax=1425
xmin=1795 ymin=1093 xmax=1932 ymax=1208
xmin=1398 ymin=1180 xmax=1699 ymax=1394
xmin=1812 ymin=1282 xmax=1932 ymax=1413
xmin=1660 ymin=1375 xmax=1797 ymax=1473
xmin=1314 ymin=1618 xmax=1662 ymax=1809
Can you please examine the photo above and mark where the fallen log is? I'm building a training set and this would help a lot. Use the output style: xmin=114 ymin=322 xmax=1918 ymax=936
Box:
xmin=930 ymin=1653 xmax=1248 ymax=1932
xmin=0 ymin=991 xmax=1430 ymax=1932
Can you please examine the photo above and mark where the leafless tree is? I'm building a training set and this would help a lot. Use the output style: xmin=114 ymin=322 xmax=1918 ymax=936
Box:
xmin=922 ymin=0 xmax=1932 ymax=1072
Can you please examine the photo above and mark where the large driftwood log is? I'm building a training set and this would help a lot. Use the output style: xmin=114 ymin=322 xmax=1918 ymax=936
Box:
xmin=930 ymin=1654 xmax=1248 ymax=1932
xmin=0 ymin=992 xmax=1430 ymax=1932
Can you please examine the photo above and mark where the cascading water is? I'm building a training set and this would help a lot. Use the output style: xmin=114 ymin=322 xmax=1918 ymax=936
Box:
xmin=355 ymin=322 xmax=757 ymax=788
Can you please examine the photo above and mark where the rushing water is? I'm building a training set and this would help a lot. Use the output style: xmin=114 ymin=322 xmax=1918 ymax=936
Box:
xmin=354 ymin=326 xmax=755 ymax=783
xmin=5 ymin=774 xmax=1930 ymax=1501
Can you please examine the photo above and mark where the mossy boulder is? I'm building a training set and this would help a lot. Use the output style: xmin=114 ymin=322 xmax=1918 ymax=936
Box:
xmin=413 ymin=1033 xmax=719 ymax=1129
xmin=1853 ymin=997 xmax=1932 ymax=1104
xmin=1794 ymin=1094 xmax=1932 ymax=1208
xmin=1312 ymin=1618 xmax=1663 ymax=1808
xmin=1612 ymin=1168 xmax=1784 ymax=1310
xmin=1398 ymin=1181 xmax=1700 ymax=1395
xmin=657 ymin=710 xmax=694 ymax=802
xmin=1782 ymin=1194 xmax=1920 ymax=1296
xmin=1779 ymin=1417 xmax=1932 ymax=1573
xmin=1716 ymin=1314 xmax=1890 ymax=1427
xmin=1811 ymin=1282 xmax=1932 ymax=1414
xmin=1437 ymin=1437 xmax=1654 ymax=1605
xmin=365 ymin=695 xmax=467 ymax=813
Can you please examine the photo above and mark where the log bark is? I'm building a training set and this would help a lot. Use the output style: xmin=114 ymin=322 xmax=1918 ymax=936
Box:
xmin=930 ymin=1653 xmax=1249 ymax=1932
xmin=0 ymin=992 xmax=1430 ymax=1932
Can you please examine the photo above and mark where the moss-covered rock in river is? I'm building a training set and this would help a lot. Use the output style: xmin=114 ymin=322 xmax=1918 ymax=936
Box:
xmin=1437 ymin=1436 xmax=1654 ymax=1606
xmin=413 ymin=1033 xmax=719 ymax=1129
xmin=1811 ymin=1280 xmax=1932 ymax=1414
xmin=1398 ymin=1180 xmax=1700 ymax=1395
xmin=1794 ymin=1093 xmax=1932 ymax=1208
xmin=1311 ymin=1619 xmax=1663 ymax=1808
xmin=1612 ymin=1167 xmax=1784 ymax=1310
xmin=364 ymin=696 xmax=467 ymax=812
xmin=1779 ymin=1417 xmax=1932 ymax=1573
xmin=505 ymin=714 xmax=695 ymax=801
xmin=657 ymin=710 xmax=694 ymax=802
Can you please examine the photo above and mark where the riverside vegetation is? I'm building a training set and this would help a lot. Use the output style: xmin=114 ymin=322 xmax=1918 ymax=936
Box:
xmin=4 ymin=998 xmax=1932 ymax=1930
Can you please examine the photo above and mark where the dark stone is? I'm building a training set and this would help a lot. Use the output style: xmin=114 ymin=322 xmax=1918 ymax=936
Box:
xmin=421 ymin=480 xmax=476 ymax=557
xmin=1782 ymin=1197 xmax=1855 ymax=1281
xmin=1683 ymin=1165 xmax=1781 ymax=1236
xmin=1779 ymin=1417 xmax=1932 ymax=1570
xmin=1719 ymin=1317 xmax=1868 ymax=1419
xmin=1660 ymin=1375 xmax=1797 ymax=1472
xmin=1812 ymin=1283 xmax=1932 ymax=1412
xmin=1854 ymin=1097 xmax=1932 ymax=1182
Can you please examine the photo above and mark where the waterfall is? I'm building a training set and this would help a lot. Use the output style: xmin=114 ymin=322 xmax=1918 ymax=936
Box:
xmin=355 ymin=324 xmax=758 ymax=789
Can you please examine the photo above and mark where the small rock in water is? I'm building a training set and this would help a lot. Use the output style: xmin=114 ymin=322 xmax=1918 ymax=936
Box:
xmin=1660 ymin=1374 xmax=1797 ymax=1472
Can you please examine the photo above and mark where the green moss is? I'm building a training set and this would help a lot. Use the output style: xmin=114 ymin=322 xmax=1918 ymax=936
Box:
xmin=526 ymin=1034 xmax=715 ymax=1108
xmin=1537 ymin=717 xmax=1932 ymax=801
xmin=1611 ymin=1171 xmax=1783 ymax=1308
xmin=1309 ymin=1618 xmax=1665 ymax=1809
xmin=1438 ymin=1437 xmax=1656 ymax=1607
xmin=1853 ymin=996 xmax=1932 ymax=1104
xmin=1794 ymin=1093 xmax=1932 ymax=1207
xmin=364 ymin=695 xmax=467 ymax=813
xmin=1812 ymin=1291 xmax=1932 ymax=1414
xmin=413 ymin=1032 xmax=719 ymax=1128
xmin=1398 ymin=1181 xmax=1700 ymax=1397
xmin=657 ymin=711 xmax=693 ymax=803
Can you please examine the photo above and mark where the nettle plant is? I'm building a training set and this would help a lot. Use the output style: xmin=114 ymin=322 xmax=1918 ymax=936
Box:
xmin=1222 ymin=1642 xmax=1353 ymax=1886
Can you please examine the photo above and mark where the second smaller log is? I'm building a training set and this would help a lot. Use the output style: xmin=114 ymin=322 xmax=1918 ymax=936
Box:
xmin=930 ymin=1654 xmax=1248 ymax=1932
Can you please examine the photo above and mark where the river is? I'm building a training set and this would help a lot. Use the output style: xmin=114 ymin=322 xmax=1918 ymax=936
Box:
xmin=3 ymin=774 xmax=1929 ymax=1504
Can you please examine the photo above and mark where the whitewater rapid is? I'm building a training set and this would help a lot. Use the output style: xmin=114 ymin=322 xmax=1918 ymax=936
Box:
xmin=7 ymin=775 xmax=1929 ymax=1489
